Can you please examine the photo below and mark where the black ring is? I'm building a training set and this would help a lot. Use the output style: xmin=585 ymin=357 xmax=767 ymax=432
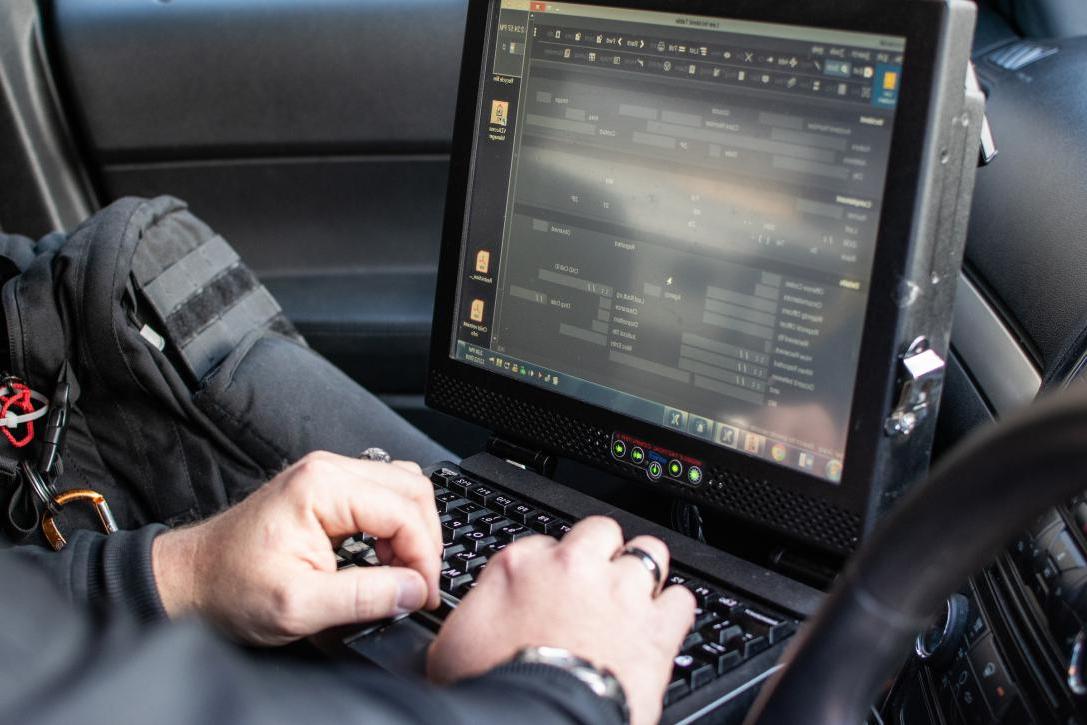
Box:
xmin=618 ymin=545 xmax=664 ymax=595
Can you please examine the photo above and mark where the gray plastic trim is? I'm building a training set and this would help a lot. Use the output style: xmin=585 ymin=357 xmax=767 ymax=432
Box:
xmin=951 ymin=273 xmax=1041 ymax=414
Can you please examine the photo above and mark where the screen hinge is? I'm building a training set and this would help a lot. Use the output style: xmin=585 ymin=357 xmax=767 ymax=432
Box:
xmin=884 ymin=336 xmax=946 ymax=437
xmin=486 ymin=436 xmax=557 ymax=478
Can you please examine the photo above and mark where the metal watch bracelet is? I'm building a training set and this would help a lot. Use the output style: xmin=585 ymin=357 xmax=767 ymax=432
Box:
xmin=511 ymin=645 xmax=630 ymax=723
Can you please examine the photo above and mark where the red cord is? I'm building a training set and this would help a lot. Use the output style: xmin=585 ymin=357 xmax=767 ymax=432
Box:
xmin=1 ymin=382 xmax=37 ymax=448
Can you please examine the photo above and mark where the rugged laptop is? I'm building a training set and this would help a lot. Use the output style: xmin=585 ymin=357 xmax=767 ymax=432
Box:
xmin=338 ymin=1 xmax=982 ymax=721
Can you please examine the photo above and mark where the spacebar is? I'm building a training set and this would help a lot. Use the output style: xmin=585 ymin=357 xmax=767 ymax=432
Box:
xmin=411 ymin=592 xmax=459 ymax=633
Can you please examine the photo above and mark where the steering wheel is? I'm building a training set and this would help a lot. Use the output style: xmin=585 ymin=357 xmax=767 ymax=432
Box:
xmin=744 ymin=384 xmax=1087 ymax=724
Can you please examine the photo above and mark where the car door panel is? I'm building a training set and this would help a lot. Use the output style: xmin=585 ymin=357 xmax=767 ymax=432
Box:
xmin=44 ymin=0 xmax=469 ymax=438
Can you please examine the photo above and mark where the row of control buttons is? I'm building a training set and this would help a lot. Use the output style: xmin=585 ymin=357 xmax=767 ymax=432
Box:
xmin=927 ymin=588 xmax=1028 ymax=724
xmin=612 ymin=437 xmax=702 ymax=486
xmin=1011 ymin=507 xmax=1087 ymax=671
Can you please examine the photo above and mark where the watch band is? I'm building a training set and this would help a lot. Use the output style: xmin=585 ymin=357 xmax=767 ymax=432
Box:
xmin=511 ymin=645 xmax=630 ymax=723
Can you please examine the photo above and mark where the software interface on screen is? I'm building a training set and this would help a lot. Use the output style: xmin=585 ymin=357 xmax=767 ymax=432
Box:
xmin=451 ymin=0 xmax=906 ymax=484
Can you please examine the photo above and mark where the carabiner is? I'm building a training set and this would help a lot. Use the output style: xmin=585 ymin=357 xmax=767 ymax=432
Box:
xmin=41 ymin=488 xmax=118 ymax=551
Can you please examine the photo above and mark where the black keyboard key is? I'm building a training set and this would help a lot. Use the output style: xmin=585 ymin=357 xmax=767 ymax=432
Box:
xmin=476 ymin=514 xmax=510 ymax=534
xmin=664 ymin=678 xmax=689 ymax=706
xmin=673 ymin=652 xmax=715 ymax=691
xmin=441 ymin=519 xmax=472 ymax=543
xmin=483 ymin=542 xmax=509 ymax=557
xmin=440 ymin=567 xmax=473 ymax=592
xmin=446 ymin=477 xmax=474 ymax=496
xmin=498 ymin=524 xmax=533 ymax=542
xmin=461 ymin=531 xmax=498 ymax=552
xmin=709 ymin=595 xmax=745 ymax=619
xmin=454 ymin=503 xmax=487 ymax=522
xmin=453 ymin=580 xmax=478 ymax=599
xmin=527 ymin=512 xmax=557 ymax=533
xmin=508 ymin=503 xmax=538 ymax=524
xmin=469 ymin=485 xmax=496 ymax=505
xmin=695 ymin=641 xmax=741 ymax=675
xmin=432 ymin=483 xmax=447 ymax=494
xmin=435 ymin=492 xmax=469 ymax=513
xmin=430 ymin=468 xmax=458 ymax=484
xmin=689 ymin=584 xmax=716 ymax=607
xmin=441 ymin=542 xmax=466 ymax=559
xmin=552 ymin=521 xmax=573 ymax=538
xmin=682 ymin=631 xmax=704 ymax=650
xmin=737 ymin=633 xmax=768 ymax=659
xmin=703 ymin=621 xmax=743 ymax=645
xmin=666 ymin=574 xmax=689 ymax=588
xmin=741 ymin=609 xmax=795 ymax=645
xmin=693 ymin=607 xmax=719 ymax=631
xmin=449 ymin=551 xmax=487 ymax=573
xmin=491 ymin=495 xmax=517 ymax=513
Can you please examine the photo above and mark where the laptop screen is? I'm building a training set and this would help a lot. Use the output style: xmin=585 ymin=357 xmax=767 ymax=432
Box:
xmin=450 ymin=0 xmax=905 ymax=486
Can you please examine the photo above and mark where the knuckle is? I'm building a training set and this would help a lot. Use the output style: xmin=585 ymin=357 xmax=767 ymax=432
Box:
xmin=492 ymin=544 xmax=522 ymax=577
xmin=291 ymin=455 xmax=334 ymax=482
xmin=666 ymin=586 xmax=697 ymax=617
xmin=396 ymin=460 xmax=423 ymax=474
xmin=353 ymin=579 xmax=394 ymax=621
xmin=631 ymin=535 xmax=669 ymax=564
xmin=412 ymin=476 xmax=434 ymax=500
xmin=582 ymin=514 xmax=620 ymax=533
xmin=282 ymin=471 xmax=315 ymax=502
xmin=553 ymin=540 xmax=581 ymax=570
xmin=269 ymin=585 xmax=306 ymax=636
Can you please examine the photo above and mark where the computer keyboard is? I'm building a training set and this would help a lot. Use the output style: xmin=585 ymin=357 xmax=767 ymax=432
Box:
xmin=340 ymin=464 xmax=798 ymax=707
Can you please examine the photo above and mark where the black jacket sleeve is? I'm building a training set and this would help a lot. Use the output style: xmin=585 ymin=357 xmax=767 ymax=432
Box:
xmin=4 ymin=524 xmax=168 ymax=621
xmin=0 ymin=535 xmax=622 ymax=725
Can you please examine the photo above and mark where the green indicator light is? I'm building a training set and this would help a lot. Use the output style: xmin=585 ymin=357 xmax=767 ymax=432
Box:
xmin=668 ymin=460 xmax=682 ymax=477
xmin=647 ymin=461 xmax=663 ymax=478
xmin=688 ymin=466 xmax=703 ymax=484
xmin=631 ymin=447 xmax=645 ymax=463
xmin=613 ymin=441 xmax=626 ymax=458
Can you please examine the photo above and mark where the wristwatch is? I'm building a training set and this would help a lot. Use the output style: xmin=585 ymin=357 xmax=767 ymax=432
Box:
xmin=512 ymin=645 xmax=629 ymax=723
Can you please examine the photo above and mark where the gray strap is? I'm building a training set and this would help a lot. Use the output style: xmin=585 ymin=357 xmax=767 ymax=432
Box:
xmin=142 ymin=236 xmax=238 ymax=317
xmin=180 ymin=287 xmax=281 ymax=380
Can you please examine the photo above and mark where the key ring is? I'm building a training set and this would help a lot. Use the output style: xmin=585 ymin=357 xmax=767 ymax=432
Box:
xmin=41 ymin=488 xmax=119 ymax=551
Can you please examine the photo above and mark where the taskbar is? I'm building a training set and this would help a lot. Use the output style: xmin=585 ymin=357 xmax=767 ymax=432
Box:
xmin=453 ymin=339 xmax=843 ymax=484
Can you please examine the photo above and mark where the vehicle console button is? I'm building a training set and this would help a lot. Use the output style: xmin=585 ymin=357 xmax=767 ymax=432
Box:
xmin=968 ymin=634 xmax=1017 ymax=719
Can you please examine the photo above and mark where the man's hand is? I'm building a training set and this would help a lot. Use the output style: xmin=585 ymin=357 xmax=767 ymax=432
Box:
xmin=152 ymin=452 xmax=442 ymax=646
xmin=427 ymin=517 xmax=695 ymax=725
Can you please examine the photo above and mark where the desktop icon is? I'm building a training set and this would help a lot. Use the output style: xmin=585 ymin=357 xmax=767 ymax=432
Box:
xmin=475 ymin=250 xmax=491 ymax=274
xmin=825 ymin=459 xmax=843 ymax=482
xmin=490 ymin=100 xmax=509 ymax=127
xmin=469 ymin=299 xmax=485 ymax=322
xmin=688 ymin=415 xmax=714 ymax=440
xmin=770 ymin=443 xmax=787 ymax=462
xmin=743 ymin=432 xmax=764 ymax=455
xmin=664 ymin=407 xmax=687 ymax=431
xmin=797 ymin=451 xmax=815 ymax=470
xmin=716 ymin=425 xmax=739 ymax=448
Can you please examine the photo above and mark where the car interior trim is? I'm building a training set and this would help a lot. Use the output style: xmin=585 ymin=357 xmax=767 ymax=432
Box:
xmin=951 ymin=273 xmax=1041 ymax=414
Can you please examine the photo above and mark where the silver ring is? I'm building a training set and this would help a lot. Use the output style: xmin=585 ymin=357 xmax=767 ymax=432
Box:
xmin=358 ymin=447 xmax=392 ymax=463
xmin=617 ymin=545 xmax=664 ymax=595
